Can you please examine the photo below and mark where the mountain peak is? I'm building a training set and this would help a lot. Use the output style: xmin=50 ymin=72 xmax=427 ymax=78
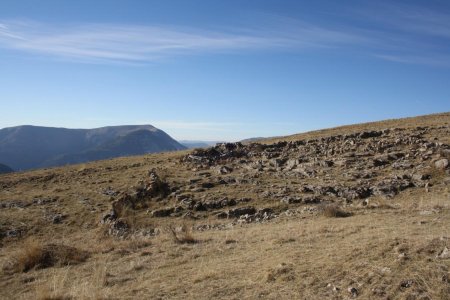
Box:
xmin=0 ymin=125 xmax=185 ymax=170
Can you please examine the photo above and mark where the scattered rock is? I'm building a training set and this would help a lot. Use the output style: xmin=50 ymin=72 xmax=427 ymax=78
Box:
xmin=201 ymin=182 xmax=215 ymax=189
xmin=150 ymin=207 xmax=175 ymax=217
xmin=217 ymin=166 xmax=233 ymax=174
xmin=228 ymin=206 xmax=257 ymax=218
xmin=102 ymin=210 xmax=117 ymax=223
xmin=33 ymin=197 xmax=57 ymax=205
xmin=101 ymin=187 xmax=118 ymax=196
xmin=5 ymin=229 xmax=20 ymax=237
xmin=51 ymin=214 xmax=65 ymax=224
xmin=437 ymin=247 xmax=450 ymax=259
xmin=412 ymin=173 xmax=431 ymax=181
xmin=100 ymin=170 xmax=170 ymax=222
xmin=108 ymin=219 xmax=129 ymax=237
xmin=193 ymin=202 xmax=207 ymax=211
xmin=280 ymin=196 xmax=302 ymax=204
xmin=435 ymin=158 xmax=449 ymax=170
xmin=327 ymin=283 xmax=340 ymax=292
xmin=216 ymin=211 xmax=228 ymax=219
xmin=398 ymin=252 xmax=409 ymax=261
xmin=348 ymin=286 xmax=358 ymax=297
xmin=359 ymin=130 xmax=383 ymax=139
xmin=400 ymin=279 xmax=414 ymax=288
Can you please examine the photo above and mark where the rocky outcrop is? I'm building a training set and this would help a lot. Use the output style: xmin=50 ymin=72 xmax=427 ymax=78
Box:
xmin=183 ymin=125 xmax=450 ymax=206
xmin=99 ymin=124 xmax=449 ymax=231
xmin=102 ymin=169 xmax=169 ymax=223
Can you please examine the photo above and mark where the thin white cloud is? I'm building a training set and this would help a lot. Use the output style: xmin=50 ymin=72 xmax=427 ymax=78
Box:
xmin=374 ymin=54 xmax=450 ymax=68
xmin=0 ymin=19 xmax=367 ymax=64
xmin=368 ymin=3 xmax=450 ymax=39
xmin=1 ymin=5 xmax=449 ymax=67
xmin=349 ymin=3 xmax=450 ymax=66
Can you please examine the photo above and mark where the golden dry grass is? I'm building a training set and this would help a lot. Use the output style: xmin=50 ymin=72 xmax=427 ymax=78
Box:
xmin=169 ymin=224 xmax=198 ymax=244
xmin=0 ymin=112 xmax=449 ymax=299
xmin=263 ymin=111 xmax=450 ymax=144
xmin=3 ymin=238 xmax=89 ymax=274
xmin=3 ymin=203 xmax=447 ymax=299
xmin=320 ymin=203 xmax=352 ymax=218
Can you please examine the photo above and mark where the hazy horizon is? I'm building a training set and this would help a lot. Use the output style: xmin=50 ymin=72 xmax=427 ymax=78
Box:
xmin=1 ymin=110 xmax=449 ymax=143
xmin=1 ymin=0 xmax=449 ymax=140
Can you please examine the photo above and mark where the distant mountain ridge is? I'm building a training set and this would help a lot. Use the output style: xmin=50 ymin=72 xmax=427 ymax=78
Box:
xmin=0 ymin=163 xmax=13 ymax=174
xmin=0 ymin=125 xmax=186 ymax=170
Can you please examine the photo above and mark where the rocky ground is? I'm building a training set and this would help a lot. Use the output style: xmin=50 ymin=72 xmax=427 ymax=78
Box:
xmin=0 ymin=112 xmax=449 ymax=299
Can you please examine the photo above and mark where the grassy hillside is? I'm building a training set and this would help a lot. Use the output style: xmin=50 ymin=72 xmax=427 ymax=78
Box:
xmin=265 ymin=112 xmax=450 ymax=144
xmin=0 ymin=112 xmax=449 ymax=299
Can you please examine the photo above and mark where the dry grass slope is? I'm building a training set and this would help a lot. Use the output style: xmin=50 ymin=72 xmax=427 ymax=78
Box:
xmin=0 ymin=112 xmax=449 ymax=299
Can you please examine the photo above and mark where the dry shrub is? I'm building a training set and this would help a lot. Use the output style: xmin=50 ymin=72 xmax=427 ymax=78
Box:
xmin=10 ymin=238 xmax=45 ymax=273
xmin=225 ymin=239 xmax=238 ymax=244
xmin=169 ymin=225 xmax=198 ymax=244
xmin=321 ymin=204 xmax=352 ymax=218
xmin=7 ymin=238 xmax=89 ymax=273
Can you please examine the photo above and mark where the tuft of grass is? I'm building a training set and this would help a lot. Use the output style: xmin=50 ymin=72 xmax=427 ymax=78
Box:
xmin=6 ymin=238 xmax=89 ymax=273
xmin=321 ymin=204 xmax=352 ymax=218
xmin=266 ymin=263 xmax=295 ymax=282
xmin=35 ymin=269 xmax=72 ymax=300
xmin=169 ymin=225 xmax=198 ymax=244
xmin=192 ymin=270 xmax=219 ymax=283
xmin=12 ymin=238 xmax=47 ymax=273
xmin=34 ymin=261 xmax=110 ymax=300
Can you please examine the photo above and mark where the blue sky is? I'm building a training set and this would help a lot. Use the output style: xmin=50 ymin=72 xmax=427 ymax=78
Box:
xmin=0 ymin=0 xmax=449 ymax=141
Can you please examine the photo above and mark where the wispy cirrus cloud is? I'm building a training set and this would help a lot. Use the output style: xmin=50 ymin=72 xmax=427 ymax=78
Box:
xmin=375 ymin=54 xmax=450 ymax=68
xmin=1 ymin=3 xmax=450 ymax=67
xmin=359 ymin=2 xmax=450 ymax=39
xmin=350 ymin=2 xmax=450 ymax=66
xmin=0 ymin=18 xmax=367 ymax=64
